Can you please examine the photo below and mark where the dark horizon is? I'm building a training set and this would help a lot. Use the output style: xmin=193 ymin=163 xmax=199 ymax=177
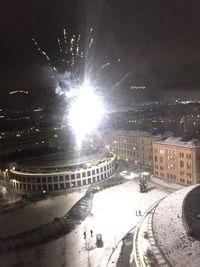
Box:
xmin=1 ymin=0 xmax=200 ymax=104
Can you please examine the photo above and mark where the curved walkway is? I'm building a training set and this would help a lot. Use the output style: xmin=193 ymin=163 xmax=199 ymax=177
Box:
xmin=132 ymin=199 xmax=169 ymax=267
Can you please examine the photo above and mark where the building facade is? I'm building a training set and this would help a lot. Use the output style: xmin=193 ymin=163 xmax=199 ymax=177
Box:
xmin=105 ymin=130 xmax=161 ymax=167
xmin=9 ymin=148 xmax=116 ymax=192
xmin=153 ymin=137 xmax=200 ymax=185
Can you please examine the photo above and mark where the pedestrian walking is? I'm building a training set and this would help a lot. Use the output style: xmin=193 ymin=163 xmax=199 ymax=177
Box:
xmin=84 ymin=231 xmax=86 ymax=239
xmin=90 ymin=230 xmax=93 ymax=237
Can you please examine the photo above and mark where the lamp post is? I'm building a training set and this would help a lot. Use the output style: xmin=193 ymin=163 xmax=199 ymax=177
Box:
xmin=84 ymin=227 xmax=91 ymax=267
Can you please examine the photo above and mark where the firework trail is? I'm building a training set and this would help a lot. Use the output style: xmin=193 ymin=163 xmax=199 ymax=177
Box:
xmin=32 ymin=27 xmax=131 ymax=146
xmin=32 ymin=27 xmax=125 ymax=97
xmin=57 ymin=37 xmax=62 ymax=53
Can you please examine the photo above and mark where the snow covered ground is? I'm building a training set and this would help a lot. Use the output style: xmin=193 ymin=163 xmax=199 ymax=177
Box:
xmin=153 ymin=185 xmax=200 ymax=267
xmin=0 ymin=179 xmax=168 ymax=267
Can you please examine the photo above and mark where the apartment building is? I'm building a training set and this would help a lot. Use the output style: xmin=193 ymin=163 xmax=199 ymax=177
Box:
xmin=153 ymin=137 xmax=200 ymax=185
xmin=105 ymin=130 xmax=161 ymax=167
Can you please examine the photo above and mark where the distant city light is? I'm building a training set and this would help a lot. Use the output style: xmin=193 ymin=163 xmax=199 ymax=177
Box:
xmin=9 ymin=90 xmax=29 ymax=95
xmin=33 ymin=108 xmax=43 ymax=112
xmin=130 ymin=86 xmax=146 ymax=90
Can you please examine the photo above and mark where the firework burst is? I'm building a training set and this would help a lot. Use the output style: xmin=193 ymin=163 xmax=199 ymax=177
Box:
xmin=32 ymin=27 xmax=127 ymax=147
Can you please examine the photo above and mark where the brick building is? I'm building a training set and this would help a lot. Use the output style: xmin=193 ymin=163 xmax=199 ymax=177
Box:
xmin=153 ymin=137 xmax=200 ymax=185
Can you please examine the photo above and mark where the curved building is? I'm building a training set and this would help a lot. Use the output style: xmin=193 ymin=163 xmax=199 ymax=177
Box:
xmin=9 ymin=147 xmax=116 ymax=192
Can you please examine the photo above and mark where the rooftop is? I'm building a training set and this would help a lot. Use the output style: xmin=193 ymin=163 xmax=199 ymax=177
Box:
xmin=111 ymin=130 xmax=161 ymax=138
xmin=152 ymin=185 xmax=200 ymax=267
xmin=155 ymin=136 xmax=200 ymax=148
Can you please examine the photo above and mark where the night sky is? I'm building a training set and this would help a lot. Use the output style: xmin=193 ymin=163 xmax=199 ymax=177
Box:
xmin=1 ymin=0 xmax=200 ymax=101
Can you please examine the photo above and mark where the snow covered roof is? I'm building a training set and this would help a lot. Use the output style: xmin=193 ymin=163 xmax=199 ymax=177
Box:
xmin=152 ymin=185 xmax=200 ymax=267
xmin=155 ymin=136 xmax=200 ymax=148
xmin=112 ymin=130 xmax=161 ymax=139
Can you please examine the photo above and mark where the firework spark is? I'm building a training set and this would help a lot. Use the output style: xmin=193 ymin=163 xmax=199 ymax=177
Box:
xmin=32 ymin=27 xmax=127 ymax=147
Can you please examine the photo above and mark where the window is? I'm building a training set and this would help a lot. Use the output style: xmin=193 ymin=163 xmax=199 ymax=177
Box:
xmin=180 ymin=152 xmax=184 ymax=158
xmin=77 ymin=173 xmax=81 ymax=179
xmin=54 ymin=184 xmax=59 ymax=190
xmin=42 ymin=177 xmax=46 ymax=183
xmin=160 ymin=157 xmax=163 ymax=163
xmin=82 ymin=172 xmax=86 ymax=178
xmin=71 ymin=174 xmax=75 ymax=180
xmin=37 ymin=185 xmax=41 ymax=191
xmin=66 ymin=183 xmax=70 ymax=188
xmin=65 ymin=175 xmax=69 ymax=181
xmin=48 ymin=177 xmax=52 ymax=182
xmin=187 ymin=162 xmax=191 ymax=169
xmin=186 ymin=153 xmax=191 ymax=159
xmin=59 ymin=176 xmax=63 ymax=181
xmin=180 ymin=160 xmax=184 ymax=168
xmin=160 ymin=149 xmax=164 ymax=155
xmin=92 ymin=170 xmax=95 ymax=175
xmin=87 ymin=171 xmax=91 ymax=176
xmin=48 ymin=184 xmax=53 ymax=191
xmin=53 ymin=176 xmax=58 ymax=182
xmin=154 ymin=156 xmax=158 ymax=162
xmin=60 ymin=183 xmax=64 ymax=190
